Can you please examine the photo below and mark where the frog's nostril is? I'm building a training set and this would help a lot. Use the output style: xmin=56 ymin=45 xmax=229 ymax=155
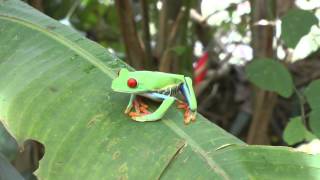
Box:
xmin=127 ymin=78 xmax=138 ymax=88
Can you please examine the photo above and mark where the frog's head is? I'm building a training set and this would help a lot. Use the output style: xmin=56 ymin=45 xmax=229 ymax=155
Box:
xmin=111 ymin=68 xmax=149 ymax=93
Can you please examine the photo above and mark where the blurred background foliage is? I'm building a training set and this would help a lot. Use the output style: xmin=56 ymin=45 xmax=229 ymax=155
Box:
xmin=24 ymin=0 xmax=320 ymax=147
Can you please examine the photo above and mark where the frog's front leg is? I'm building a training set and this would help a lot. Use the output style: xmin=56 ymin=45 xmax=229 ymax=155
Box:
xmin=133 ymin=96 xmax=175 ymax=122
xmin=125 ymin=94 xmax=136 ymax=114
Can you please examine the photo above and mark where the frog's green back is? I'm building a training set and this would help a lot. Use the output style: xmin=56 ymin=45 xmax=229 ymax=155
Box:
xmin=111 ymin=69 xmax=185 ymax=93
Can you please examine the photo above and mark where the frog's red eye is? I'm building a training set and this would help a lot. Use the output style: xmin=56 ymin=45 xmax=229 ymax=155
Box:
xmin=127 ymin=78 xmax=137 ymax=88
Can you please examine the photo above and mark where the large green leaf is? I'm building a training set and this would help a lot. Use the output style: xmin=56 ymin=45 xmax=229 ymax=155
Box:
xmin=0 ymin=1 xmax=320 ymax=179
xmin=281 ymin=9 xmax=318 ymax=48
xmin=246 ymin=58 xmax=293 ymax=98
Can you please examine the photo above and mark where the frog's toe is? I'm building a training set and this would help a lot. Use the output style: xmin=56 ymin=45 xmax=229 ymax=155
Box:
xmin=139 ymin=106 xmax=150 ymax=114
xmin=184 ymin=116 xmax=191 ymax=124
xmin=191 ymin=111 xmax=197 ymax=122
xmin=183 ymin=110 xmax=191 ymax=124
xmin=140 ymin=101 xmax=148 ymax=108
xmin=129 ymin=112 xmax=140 ymax=117
xmin=183 ymin=110 xmax=196 ymax=124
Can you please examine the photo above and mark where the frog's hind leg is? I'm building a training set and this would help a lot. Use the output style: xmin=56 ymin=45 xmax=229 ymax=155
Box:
xmin=180 ymin=77 xmax=197 ymax=124
xmin=133 ymin=96 xmax=175 ymax=122
xmin=182 ymin=77 xmax=197 ymax=111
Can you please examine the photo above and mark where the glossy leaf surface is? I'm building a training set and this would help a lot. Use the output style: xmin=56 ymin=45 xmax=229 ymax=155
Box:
xmin=0 ymin=1 xmax=320 ymax=179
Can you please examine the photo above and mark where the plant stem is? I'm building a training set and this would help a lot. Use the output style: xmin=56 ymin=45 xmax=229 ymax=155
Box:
xmin=293 ymin=86 xmax=307 ymax=126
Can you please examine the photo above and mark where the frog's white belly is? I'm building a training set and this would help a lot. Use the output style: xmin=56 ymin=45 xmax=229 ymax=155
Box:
xmin=140 ymin=84 xmax=181 ymax=101
xmin=140 ymin=93 xmax=169 ymax=101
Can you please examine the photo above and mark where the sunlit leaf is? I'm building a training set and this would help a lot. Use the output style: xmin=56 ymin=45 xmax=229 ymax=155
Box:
xmin=292 ymin=26 xmax=320 ymax=61
xmin=246 ymin=58 xmax=293 ymax=97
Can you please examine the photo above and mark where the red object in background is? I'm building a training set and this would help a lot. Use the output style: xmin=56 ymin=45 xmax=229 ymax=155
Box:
xmin=194 ymin=52 xmax=208 ymax=85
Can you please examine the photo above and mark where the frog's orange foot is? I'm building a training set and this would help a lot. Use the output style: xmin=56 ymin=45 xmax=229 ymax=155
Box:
xmin=139 ymin=106 xmax=150 ymax=114
xmin=133 ymin=99 xmax=141 ymax=114
xmin=184 ymin=109 xmax=192 ymax=124
xmin=177 ymin=101 xmax=188 ymax=110
xmin=176 ymin=101 xmax=196 ymax=124
xmin=129 ymin=111 xmax=151 ymax=119
xmin=140 ymin=101 xmax=148 ymax=108
xmin=127 ymin=98 xmax=150 ymax=118
xmin=129 ymin=112 xmax=140 ymax=117
xmin=136 ymin=98 xmax=150 ymax=113
xmin=183 ymin=110 xmax=196 ymax=124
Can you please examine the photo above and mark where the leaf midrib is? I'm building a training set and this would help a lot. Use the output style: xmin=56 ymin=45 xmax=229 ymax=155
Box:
xmin=163 ymin=120 xmax=229 ymax=179
xmin=0 ymin=14 xmax=229 ymax=179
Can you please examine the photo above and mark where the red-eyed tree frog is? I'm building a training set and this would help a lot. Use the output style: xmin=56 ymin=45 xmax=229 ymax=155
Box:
xmin=111 ymin=68 xmax=197 ymax=124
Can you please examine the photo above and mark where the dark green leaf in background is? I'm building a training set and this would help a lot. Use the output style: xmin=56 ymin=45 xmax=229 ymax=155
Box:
xmin=283 ymin=117 xmax=316 ymax=145
xmin=172 ymin=46 xmax=187 ymax=56
xmin=246 ymin=58 xmax=293 ymax=98
xmin=309 ymin=110 xmax=320 ymax=138
xmin=281 ymin=9 xmax=318 ymax=48
xmin=304 ymin=79 xmax=320 ymax=137
xmin=305 ymin=79 xmax=320 ymax=110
